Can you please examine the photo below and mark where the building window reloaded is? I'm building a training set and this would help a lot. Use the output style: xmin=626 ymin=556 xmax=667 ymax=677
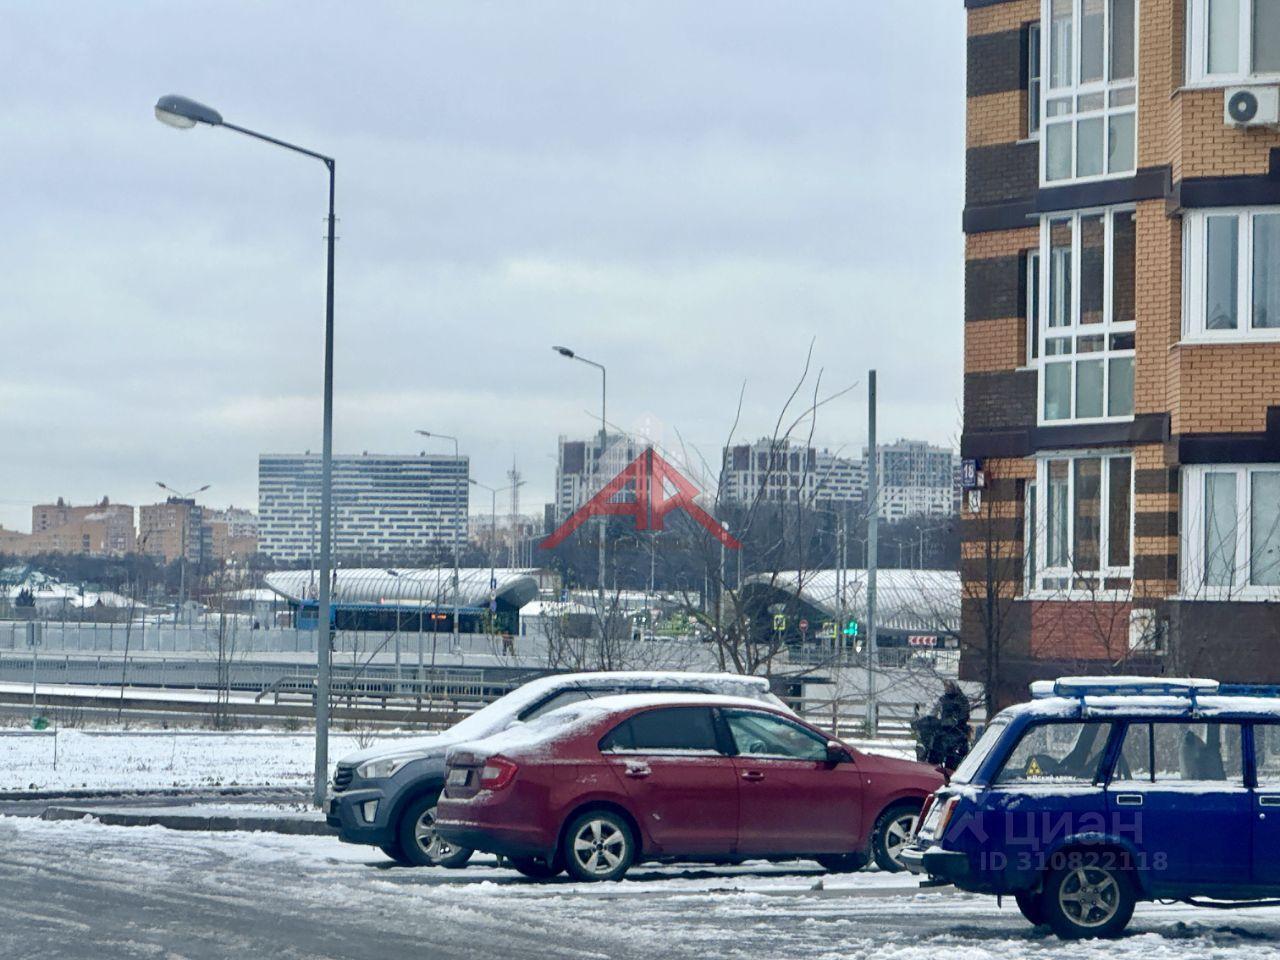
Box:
xmin=1034 ymin=452 xmax=1133 ymax=593
xmin=1028 ymin=22 xmax=1043 ymax=137
xmin=1186 ymin=0 xmax=1280 ymax=83
xmin=1041 ymin=0 xmax=1137 ymax=183
xmin=1182 ymin=208 xmax=1280 ymax=340
xmin=1038 ymin=207 xmax=1136 ymax=423
xmin=1182 ymin=465 xmax=1280 ymax=596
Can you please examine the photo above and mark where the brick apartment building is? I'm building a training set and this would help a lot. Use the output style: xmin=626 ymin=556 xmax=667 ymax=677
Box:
xmin=961 ymin=0 xmax=1280 ymax=704
xmin=139 ymin=498 xmax=208 ymax=565
xmin=28 ymin=497 xmax=136 ymax=556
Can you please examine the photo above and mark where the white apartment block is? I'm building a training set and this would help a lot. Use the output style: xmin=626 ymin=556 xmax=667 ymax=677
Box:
xmin=721 ymin=439 xmax=865 ymax=506
xmin=720 ymin=437 xmax=955 ymax=520
xmin=258 ymin=453 xmax=468 ymax=564
xmin=867 ymin=439 xmax=957 ymax=520
xmin=553 ymin=434 xmax=645 ymax=522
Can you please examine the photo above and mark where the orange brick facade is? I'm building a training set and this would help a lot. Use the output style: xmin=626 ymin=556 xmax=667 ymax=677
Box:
xmin=961 ymin=0 xmax=1280 ymax=705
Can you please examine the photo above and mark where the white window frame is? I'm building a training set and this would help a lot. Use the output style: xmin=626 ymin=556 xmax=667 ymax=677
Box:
xmin=1032 ymin=450 xmax=1134 ymax=597
xmin=1181 ymin=464 xmax=1280 ymax=599
xmin=1029 ymin=22 xmax=1043 ymax=138
xmin=1182 ymin=206 xmax=1280 ymax=342
xmin=1037 ymin=206 xmax=1137 ymax=425
xmin=1185 ymin=0 xmax=1280 ymax=86
xmin=1040 ymin=0 xmax=1140 ymax=185
xmin=1026 ymin=249 xmax=1042 ymax=364
xmin=1025 ymin=479 xmax=1039 ymax=593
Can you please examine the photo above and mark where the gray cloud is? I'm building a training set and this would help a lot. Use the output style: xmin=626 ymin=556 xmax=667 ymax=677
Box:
xmin=1 ymin=0 xmax=964 ymax=529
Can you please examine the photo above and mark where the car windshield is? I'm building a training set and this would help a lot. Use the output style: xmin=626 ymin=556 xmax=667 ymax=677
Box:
xmin=950 ymin=718 xmax=1007 ymax=784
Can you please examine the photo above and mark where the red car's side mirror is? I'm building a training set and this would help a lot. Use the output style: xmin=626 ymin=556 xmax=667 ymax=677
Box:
xmin=826 ymin=740 xmax=849 ymax=764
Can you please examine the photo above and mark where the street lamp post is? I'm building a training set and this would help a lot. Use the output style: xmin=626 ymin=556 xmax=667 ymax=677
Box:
xmin=552 ymin=346 xmax=608 ymax=603
xmin=156 ymin=94 xmax=338 ymax=807
xmin=155 ymin=481 xmax=210 ymax=629
xmin=416 ymin=430 xmax=464 ymax=652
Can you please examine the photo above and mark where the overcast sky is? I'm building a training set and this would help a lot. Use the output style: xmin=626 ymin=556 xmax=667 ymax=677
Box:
xmin=0 ymin=1 xmax=964 ymax=530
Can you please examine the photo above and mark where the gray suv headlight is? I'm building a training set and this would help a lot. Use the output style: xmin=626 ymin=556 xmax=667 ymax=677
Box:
xmin=356 ymin=755 xmax=419 ymax=780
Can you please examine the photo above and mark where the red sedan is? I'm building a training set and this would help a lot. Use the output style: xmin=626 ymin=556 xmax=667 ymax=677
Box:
xmin=435 ymin=693 xmax=944 ymax=881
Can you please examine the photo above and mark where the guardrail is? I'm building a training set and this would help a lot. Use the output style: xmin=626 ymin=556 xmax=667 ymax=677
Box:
xmin=0 ymin=654 xmax=501 ymax=703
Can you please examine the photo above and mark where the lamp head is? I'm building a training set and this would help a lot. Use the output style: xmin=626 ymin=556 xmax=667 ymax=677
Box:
xmin=552 ymin=346 xmax=575 ymax=358
xmin=154 ymin=95 xmax=223 ymax=129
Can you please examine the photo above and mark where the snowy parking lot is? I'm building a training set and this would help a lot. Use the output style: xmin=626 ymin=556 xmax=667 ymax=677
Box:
xmin=2 ymin=814 xmax=1279 ymax=960
xmin=0 ymin=728 xmax=916 ymax=794
xmin=1 ymin=729 xmax=371 ymax=793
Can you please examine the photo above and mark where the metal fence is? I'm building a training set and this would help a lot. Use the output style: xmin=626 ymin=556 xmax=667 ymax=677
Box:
xmin=0 ymin=653 xmax=497 ymax=703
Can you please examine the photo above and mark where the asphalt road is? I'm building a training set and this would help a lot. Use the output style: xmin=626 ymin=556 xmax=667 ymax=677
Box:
xmin=2 ymin=816 xmax=1279 ymax=960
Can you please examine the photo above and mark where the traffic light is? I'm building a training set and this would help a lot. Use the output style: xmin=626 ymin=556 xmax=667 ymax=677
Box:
xmin=842 ymin=618 xmax=859 ymax=638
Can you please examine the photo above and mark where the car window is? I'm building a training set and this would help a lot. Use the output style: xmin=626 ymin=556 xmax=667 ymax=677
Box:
xmin=995 ymin=721 xmax=1113 ymax=784
xmin=951 ymin=719 xmax=1008 ymax=784
xmin=599 ymin=706 xmax=720 ymax=753
xmin=1114 ymin=721 xmax=1244 ymax=784
xmin=518 ymin=688 xmax=597 ymax=722
xmin=1254 ymin=724 xmax=1280 ymax=786
xmin=724 ymin=710 xmax=828 ymax=761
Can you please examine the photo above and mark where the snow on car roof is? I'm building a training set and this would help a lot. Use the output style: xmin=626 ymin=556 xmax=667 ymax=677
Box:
xmin=340 ymin=670 xmax=775 ymax=763
xmin=559 ymin=691 xmax=787 ymax=715
xmin=444 ymin=693 xmax=789 ymax=761
xmin=1000 ymin=692 xmax=1280 ymax=721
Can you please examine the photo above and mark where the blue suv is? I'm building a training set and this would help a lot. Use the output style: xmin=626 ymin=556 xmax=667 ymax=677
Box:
xmin=902 ymin=676 xmax=1280 ymax=939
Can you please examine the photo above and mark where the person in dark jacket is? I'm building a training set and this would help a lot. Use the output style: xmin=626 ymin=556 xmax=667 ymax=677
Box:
xmin=912 ymin=681 xmax=972 ymax=769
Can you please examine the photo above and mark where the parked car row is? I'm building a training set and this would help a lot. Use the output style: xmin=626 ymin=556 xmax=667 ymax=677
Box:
xmin=327 ymin=670 xmax=945 ymax=880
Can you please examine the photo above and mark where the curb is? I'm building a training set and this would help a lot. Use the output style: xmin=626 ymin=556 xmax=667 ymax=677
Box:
xmin=40 ymin=806 xmax=336 ymax=836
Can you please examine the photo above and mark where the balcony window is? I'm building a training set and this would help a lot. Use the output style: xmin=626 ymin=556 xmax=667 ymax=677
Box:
xmin=1182 ymin=208 xmax=1280 ymax=340
xmin=1033 ymin=452 xmax=1133 ymax=593
xmin=1037 ymin=208 xmax=1136 ymax=423
xmin=1182 ymin=465 xmax=1280 ymax=596
xmin=1187 ymin=0 xmax=1280 ymax=83
xmin=1041 ymin=0 xmax=1137 ymax=183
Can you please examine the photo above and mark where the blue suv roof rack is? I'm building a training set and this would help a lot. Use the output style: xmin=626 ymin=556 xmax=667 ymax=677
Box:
xmin=1031 ymin=676 xmax=1220 ymax=701
xmin=1218 ymin=683 xmax=1280 ymax=698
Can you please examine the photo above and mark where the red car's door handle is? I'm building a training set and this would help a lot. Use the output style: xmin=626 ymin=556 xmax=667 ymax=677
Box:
xmin=741 ymin=770 xmax=765 ymax=782
xmin=624 ymin=763 xmax=651 ymax=779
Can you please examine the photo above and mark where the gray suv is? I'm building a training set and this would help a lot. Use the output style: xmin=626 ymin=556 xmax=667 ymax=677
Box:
xmin=326 ymin=670 xmax=784 ymax=866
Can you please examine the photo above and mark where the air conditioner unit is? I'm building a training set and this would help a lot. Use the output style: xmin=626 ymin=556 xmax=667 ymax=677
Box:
xmin=1128 ymin=608 xmax=1167 ymax=653
xmin=1224 ymin=85 xmax=1280 ymax=127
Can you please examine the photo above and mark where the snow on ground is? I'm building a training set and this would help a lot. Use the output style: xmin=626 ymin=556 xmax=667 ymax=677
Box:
xmin=1 ymin=726 xmax=916 ymax=793
xmin=0 ymin=729 xmax=375 ymax=792
xmin=1 ymin=815 xmax=1278 ymax=960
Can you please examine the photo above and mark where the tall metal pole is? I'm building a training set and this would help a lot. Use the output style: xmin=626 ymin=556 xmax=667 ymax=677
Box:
xmin=595 ymin=366 xmax=607 ymax=602
xmin=314 ymin=159 xmax=336 ymax=807
xmin=151 ymin=97 xmax=336 ymax=806
xmin=551 ymin=347 xmax=607 ymax=600
xmin=865 ymin=370 xmax=879 ymax=734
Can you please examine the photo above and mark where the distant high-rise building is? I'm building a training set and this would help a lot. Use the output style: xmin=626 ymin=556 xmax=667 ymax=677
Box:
xmin=868 ymin=440 xmax=956 ymax=520
xmin=814 ymin=450 xmax=868 ymax=505
xmin=139 ymin=498 xmax=207 ymax=565
xmin=552 ymin=435 xmax=644 ymax=523
xmin=258 ymin=453 xmax=468 ymax=564
xmin=721 ymin=438 xmax=821 ymax=505
xmin=30 ymin=497 xmax=136 ymax=557
xmin=721 ymin=439 xmax=866 ymax=506
xmin=206 ymin=506 xmax=259 ymax=561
